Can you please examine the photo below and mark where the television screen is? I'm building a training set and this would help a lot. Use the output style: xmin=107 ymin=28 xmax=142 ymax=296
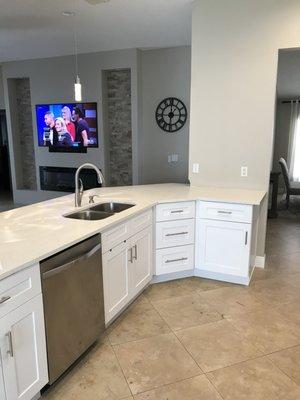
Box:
xmin=36 ymin=102 xmax=98 ymax=150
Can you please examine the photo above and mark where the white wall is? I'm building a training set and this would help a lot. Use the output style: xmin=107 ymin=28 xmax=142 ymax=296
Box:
xmin=190 ymin=0 xmax=300 ymax=256
xmin=140 ymin=46 xmax=190 ymax=184
xmin=0 ymin=67 xmax=5 ymax=110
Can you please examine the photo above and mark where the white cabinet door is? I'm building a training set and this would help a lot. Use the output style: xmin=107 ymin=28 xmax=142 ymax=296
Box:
xmin=0 ymin=363 xmax=6 ymax=400
xmin=102 ymin=241 xmax=131 ymax=324
xmin=196 ymin=219 xmax=251 ymax=277
xmin=130 ymin=226 xmax=153 ymax=298
xmin=0 ymin=294 xmax=48 ymax=400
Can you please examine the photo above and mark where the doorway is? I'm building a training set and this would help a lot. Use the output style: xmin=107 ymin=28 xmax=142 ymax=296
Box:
xmin=255 ymin=48 xmax=300 ymax=280
xmin=0 ymin=110 xmax=13 ymax=211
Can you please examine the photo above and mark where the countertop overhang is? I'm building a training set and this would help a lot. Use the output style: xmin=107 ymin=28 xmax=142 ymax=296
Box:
xmin=0 ymin=183 xmax=266 ymax=280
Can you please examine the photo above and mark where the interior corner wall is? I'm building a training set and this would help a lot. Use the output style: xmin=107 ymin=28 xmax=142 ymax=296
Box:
xmin=0 ymin=67 xmax=5 ymax=110
xmin=190 ymin=0 xmax=300 ymax=257
xmin=140 ymin=46 xmax=191 ymax=184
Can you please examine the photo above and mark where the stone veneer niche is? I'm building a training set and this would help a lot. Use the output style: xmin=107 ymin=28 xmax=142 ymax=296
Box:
xmin=8 ymin=77 xmax=37 ymax=190
xmin=103 ymin=69 xmax=132 ymax=186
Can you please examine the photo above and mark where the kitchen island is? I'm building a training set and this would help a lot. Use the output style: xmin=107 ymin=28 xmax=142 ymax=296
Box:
xmin=0 ymin=183 xmax=265 ymax=280
xmin=0 ymin=183 xmax=266 ymax=400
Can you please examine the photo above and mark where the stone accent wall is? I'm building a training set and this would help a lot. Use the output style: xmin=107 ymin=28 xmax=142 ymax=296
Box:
xmin=15 ymin=78 xmax=37 ymax=190
xmin=106 ymin=69 xmax=132 ymax=186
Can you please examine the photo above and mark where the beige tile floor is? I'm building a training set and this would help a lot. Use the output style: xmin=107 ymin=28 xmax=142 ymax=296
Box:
xmin=43 ymin=210 xmax=300 ymax=399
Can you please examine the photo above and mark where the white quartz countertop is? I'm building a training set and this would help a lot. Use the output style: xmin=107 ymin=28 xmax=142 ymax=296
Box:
xmin=0 ymin=184 xmax=266 ymax=280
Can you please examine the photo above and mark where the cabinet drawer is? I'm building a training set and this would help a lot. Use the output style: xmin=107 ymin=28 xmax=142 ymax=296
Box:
xmin=197 ymin=201 xmax=252 ymax=223
xmin=102 ymin=221 xmax=130 ymax=253
xmin=129 ymin=209 xmax=152 ymax=234
xmin=156 ymin=245 xmax=194 ymax=275
xmin=156 ymin=201 xmax=195 ymax=222
xmin=102 ymin=209 xmax=153 ymax=253
xmin=156 ymin=219 xmax=195 ymax=249
xmin=0 ymin=264 xmax=41 ymax=319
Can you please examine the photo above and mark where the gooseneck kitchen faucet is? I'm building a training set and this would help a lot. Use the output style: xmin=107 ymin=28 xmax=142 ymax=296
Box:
xmin=75 ymin=163 xmax=105 ymax=207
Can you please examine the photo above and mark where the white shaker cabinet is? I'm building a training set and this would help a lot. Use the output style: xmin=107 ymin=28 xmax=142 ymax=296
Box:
xmin=102 ymin=210 xmax=153 ymax=324
xmin=103 ymin=226 xmax=153 ymax=324
xmin=0 ymin=294 xmax=48 ymax=400
xmin=196 ymin=219 xmax=251 ymax=278
xmin=195 ymin=201 xmax=256 ymax=285
xmin=102 ymin=240 xmax=131 ymax=324
xmin=130 ymin=226 xmax=152 ymax=298
xmin=0 ymin=364 xmax=6 ymax=400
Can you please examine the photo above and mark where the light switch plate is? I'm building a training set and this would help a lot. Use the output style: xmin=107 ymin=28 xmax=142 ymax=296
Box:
xmin=193 ymin=163 xmax=199 ymax=173
xmin=241 ymin=166 xmax=248 ymax=177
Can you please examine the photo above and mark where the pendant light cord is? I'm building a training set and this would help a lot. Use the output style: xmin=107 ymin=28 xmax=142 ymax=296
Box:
xmin=73 ymin=0 xmax=79 ymax=79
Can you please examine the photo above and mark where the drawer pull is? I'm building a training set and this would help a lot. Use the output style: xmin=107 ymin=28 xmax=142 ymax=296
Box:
xmin=165 ymin=231 xmax=188 ymax=237
xmin=171 ymin=210 xmax=184 ymax=214
xmin=6 ymin=331 xmax=14 ymax=357
xmin=129 ymin=247 xmax=133 ymax=263
xmin=165 ymin=257 xmax=188 ymax=264
xmin=0 ymin=296 xmax=11 ymax=305
xmin=245 ymin=231 xmax=248 ymax=245
xmin=133 ymin=244 xmax=138 ymax=261
xmin=217 ymin=210 xmax=232 ymax=215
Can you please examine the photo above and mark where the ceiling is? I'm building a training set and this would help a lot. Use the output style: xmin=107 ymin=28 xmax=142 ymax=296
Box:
xmin=0 ymin=0 xmax=192 ymax=63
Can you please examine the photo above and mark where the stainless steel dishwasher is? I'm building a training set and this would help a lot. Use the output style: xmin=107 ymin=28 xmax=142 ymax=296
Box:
xmin=40 ymin=234 xmax=104 ymax=385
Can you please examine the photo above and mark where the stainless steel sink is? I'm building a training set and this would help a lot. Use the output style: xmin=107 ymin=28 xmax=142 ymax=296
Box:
xmin=89 ymin=202 xmax=134 ymax=213
xmin=64 ymin=210 xmax=114 ymax=221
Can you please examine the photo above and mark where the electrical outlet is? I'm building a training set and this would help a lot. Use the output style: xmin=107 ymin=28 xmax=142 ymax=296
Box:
xmin=193 ymin=163 xmax=199 ymax=173
xmin=241 ymin=166 xmax=248 ymax=177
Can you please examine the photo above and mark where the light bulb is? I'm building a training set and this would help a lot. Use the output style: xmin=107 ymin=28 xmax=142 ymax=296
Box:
xmin=74 ymin=75 xmax=82 ymax=102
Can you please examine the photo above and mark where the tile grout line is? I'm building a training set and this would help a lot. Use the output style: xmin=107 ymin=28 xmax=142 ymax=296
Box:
xmin=110 ymin=342 xmax=135 ymax=398
xmin=266 ymin=351 xmax=300 ymax=389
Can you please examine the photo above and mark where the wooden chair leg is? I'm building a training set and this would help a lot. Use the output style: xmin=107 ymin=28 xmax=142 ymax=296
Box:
xmin=286 ymin=193 xmax=290 ymax=209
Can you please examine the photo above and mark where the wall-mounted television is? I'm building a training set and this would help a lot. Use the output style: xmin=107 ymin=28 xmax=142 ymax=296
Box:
xmin=36 ymin=102 xmax=98 ymax=152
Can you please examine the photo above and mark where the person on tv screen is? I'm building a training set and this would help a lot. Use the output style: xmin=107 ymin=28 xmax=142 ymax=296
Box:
xmin=44 ymin=111 xmax=58 ymax=146
xmin=72 ymin=106 xmax=89 ymax=147
xmin=61 ymin=106 xmax=75 ymax=142
xmin=55 ymin=117 xmax=73 ymax=147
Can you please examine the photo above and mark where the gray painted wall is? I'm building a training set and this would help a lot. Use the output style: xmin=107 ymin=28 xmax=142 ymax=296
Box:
xmin=2 ymin=46 xmax=191 ymax=204
xmin=0 ymin=67 xmax=4 ymax=110
xmin=140 ymin=47 xmax=190 ymax=184
xmin=272 ymin=102 xmax=290 ymax=188
xmin=2 ymin=49 xmax=140 ymax=203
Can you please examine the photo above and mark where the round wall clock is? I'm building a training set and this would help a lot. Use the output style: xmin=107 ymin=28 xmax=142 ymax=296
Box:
xmin=155 ymin=97 xmax=188 ymax=133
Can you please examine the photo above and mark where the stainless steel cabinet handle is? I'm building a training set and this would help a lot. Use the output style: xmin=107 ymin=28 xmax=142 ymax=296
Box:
xmin=0 ymin=296 xmax=11 ymax=305
xmin=133 ymin=244 xmax=138 ymax=261
xmin=171 ymin=210 xmax=184 ymax=214
xmin=217 ymin=210 xmax=232 ymax=214
xmin=245 ymin=231 xmax=248 ymax=245
xmin=165 ymin=231 xmax=188 ymax=237
xmin=165 ymin=257 xmax=188 ymax=264
xmin=6 ymin=331 xmax=14 ymax=357
xmin=129 ymin=247 xmax=133 ymax=263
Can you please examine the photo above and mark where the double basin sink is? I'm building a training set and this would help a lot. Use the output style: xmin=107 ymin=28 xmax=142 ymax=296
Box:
xmin=65 ymin=202 xmax=134 ymax=221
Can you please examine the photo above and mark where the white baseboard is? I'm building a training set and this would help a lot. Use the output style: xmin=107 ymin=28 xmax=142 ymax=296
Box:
xmin=194 ymin=269 xmax=250 ymax=286
xmin=151 ymin=269 xmax=194 ymax=283
xmin=255 ymin=255 xmax=266 ymax=269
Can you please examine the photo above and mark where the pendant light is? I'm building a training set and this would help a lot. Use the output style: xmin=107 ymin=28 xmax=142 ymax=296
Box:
xmin=73 ymin=14 xmax=82 ymax=102
xmin=62 ymin=10 xmax=82 ymax=102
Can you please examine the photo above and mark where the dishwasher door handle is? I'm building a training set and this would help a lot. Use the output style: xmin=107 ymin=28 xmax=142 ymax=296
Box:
xmin=42 ymin=243 xmax=101 ymax=279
